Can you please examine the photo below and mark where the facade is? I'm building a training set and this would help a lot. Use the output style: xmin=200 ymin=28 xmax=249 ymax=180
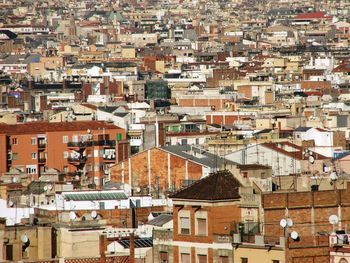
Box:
xmin=153 ymin=170 xmax=260 ymax=263
xmin=262 ymin=185 xmax=350 ymax=263
xmin=0 ymin=121 xmax=128 ymax=186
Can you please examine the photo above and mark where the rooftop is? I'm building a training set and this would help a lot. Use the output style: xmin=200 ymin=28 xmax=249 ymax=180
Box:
xmin=170 ymin=170 xmax=241 ymax=201
xmin=0 ymin=121 xmax=122 ymax=134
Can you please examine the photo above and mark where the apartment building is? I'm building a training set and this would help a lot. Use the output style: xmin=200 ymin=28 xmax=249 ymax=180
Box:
xmin=0 ymin=121 xmax=128 ymax=186
xmin=153 ymin=170 xmax=259 ymax=263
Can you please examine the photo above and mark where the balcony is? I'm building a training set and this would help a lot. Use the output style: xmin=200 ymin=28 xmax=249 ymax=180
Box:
xmin=95 ymin=140 xmax=116 ymax=147
xmin=68 ymin=156 xmax=87 ymax=164
xmin=38 ymin=158 xmax=46 ymax=163
xmin=38 ymin=142 xmax=46 ymax=149
xmin=67 ymin=140 xmax=116 ymax=148
xmin=103 ymin=154 xmax=116 ymax=162
xmin=67 ymin=141 xmax=93 ymax=148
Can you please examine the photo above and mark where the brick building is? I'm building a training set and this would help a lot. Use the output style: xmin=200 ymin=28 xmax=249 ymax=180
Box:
xmin=153 ymin=170 xmax=259 ymax=263
xmin=0 ymin=121 xmax=128 ymax=186
xmin=262 ymin=184 xmax=350 ymax=263
xmin=110 ymin=146 xmax=237 ymax=197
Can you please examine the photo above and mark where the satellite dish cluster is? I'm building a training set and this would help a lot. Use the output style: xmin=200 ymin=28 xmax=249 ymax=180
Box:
xmin=280 ymin=218 xmax=299 ymax=241
xmin=68 ymin=210 xmax=98 ymax=221
xmin=102 ymin=228 xmax=135 ymax=238
xmin=303 ymin=148 xmax=315 ymax=164
xmin=280 ymin=214 xmax=340 ymax=242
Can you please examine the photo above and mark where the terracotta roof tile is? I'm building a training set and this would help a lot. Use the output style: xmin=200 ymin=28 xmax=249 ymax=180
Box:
xmin=170 ymin=170 xmax=241 ymax=201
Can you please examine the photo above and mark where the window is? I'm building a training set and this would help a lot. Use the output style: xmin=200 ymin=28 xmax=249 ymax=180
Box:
xmin=6 ymin=245 xmax=13 ymax=260
xmin=63 ymin=151 xmax=68 ymax=159
xmin=31 ymin=153 xmax=37 ymax=159
xmin=31 ymin=138 xmax=37 ymax=145
xmin=241 ymin=258 xmax=248 ymax=263
xmin=26 ymin=165 xmax=37 ymax=174
xmin=197 ymin=218 xmax=207 ymax=236
xmin=160 ymin=252 xmax=168 ymax=263
xmin=219 ymin=256 xmax=229 ymax=263
xmin=63 ymin=136 xmax=68 ymax=143
xmin=72 ymin=135 xmax=78 ymax=142
xmin=180 ymin=217 xmax=190 ymax=234
xmin=272 ymin=261 xmax=280 ymax=263
xmin=197 ymin=255 xmax=207 ymax=263
xmin=181 ymin=253 xmax=190 ymax=263
xmin=12 ymin=138 xmax=18 ymax=145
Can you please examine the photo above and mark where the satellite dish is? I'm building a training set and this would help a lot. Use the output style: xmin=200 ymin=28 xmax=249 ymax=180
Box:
xmin=287 ymin=218 xmax=293 ymax=227
xmin=43 ymin=185 xmax=48 ymax=191
xmin=8 ymin=200 xmax=14 ymax=207
xmin=21 ymin=234 xmax=29 ymax=243
xmin=69 ymin=211 xmax=76 ymax=220
xmin=91 ymin=210 xmax=97 ymax=219
xmin=290 ymin=231 xmax=299 ymax=240
xmin=12 ymin=177 xmax=17 ymax=183
xmin=330 ymin=172 xmax=338 ymax=181
xmin=308 ymin=155 xmax=315 ymax=164
xmin=329 ymin=215 xmax=339 ymax=225
xmin=136 ymin=187 xmax=141 ymax=193
xmin=280 ymin=219 xmax=287 ymax=228
xmin=48 ymin=185 xmax=53 ymax=190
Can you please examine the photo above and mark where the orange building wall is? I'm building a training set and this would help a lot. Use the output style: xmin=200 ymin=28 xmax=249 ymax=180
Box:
xmin=110 ymin=148 xmax=204 ymax=193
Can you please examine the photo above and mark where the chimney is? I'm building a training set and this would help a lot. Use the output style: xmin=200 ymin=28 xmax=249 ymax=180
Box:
xmin=99 ymin=234 xmax=106 ymax=263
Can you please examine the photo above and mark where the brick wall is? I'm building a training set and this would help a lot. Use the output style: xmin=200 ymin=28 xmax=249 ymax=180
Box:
xmin=173 ymin=203 xmax=241 ymax=243
xmin=110 ymin=148 xmax=204 ymax=195
xmin=262 ymin=187 xmax=350 ymax=263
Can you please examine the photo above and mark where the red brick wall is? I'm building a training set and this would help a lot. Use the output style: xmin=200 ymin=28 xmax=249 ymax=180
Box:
xmin=173 ymin=203 xmax=241 ymax=243
xmin=262 ymin=188 xmax=350 ymax=263
xmin=237 ymin=86 xmax=252 ymax=99
xmin=177 ymin=98 xmax=229 ymax=110
xmin=205 ymin=115 xmax=238 ymax=125
xmin=110 ymin=148 xmax=203 ymax=194
xmin=36 ymin=206 xmax=164 ymax=227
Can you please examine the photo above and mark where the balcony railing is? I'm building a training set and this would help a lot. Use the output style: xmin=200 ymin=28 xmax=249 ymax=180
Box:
xmin=67 ymin=141 xmax=93 ymax=148
xmin=38 ymin=142 xmax=46 ymax=149
xmin=68 ymin=156 xmax=87 ymax=163
xmin=38 ymin=158 xmax=46 ymax=163
xmin=103 ymin=154 xmax=116 ymax=161
xmin=67 ymin=140 xmax=116 ymax=147
xmin=95 ymin=140 xmax=116 ymax=147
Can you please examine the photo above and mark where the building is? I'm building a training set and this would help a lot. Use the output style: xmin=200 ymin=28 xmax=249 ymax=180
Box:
xmin=262 ymin=184 xmax=350 ymax=263
xmin=0 ymin=121 xmax=128 ymax=186
xmin=110 ymin=146 xmax=239 ymax=197
xmin=153 ymin=170 xmax=260 ymax=263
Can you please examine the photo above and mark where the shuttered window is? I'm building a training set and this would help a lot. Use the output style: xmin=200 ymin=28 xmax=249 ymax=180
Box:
xmin=181 ymin=253 xmax=190 ymax=263
xmin=198 ymin=255 xmax=207 ymax=263
xmin=197 ymin=218 xmax=207 ymax=236
xmin=180 ymin=217 xmax=190 ymax=234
